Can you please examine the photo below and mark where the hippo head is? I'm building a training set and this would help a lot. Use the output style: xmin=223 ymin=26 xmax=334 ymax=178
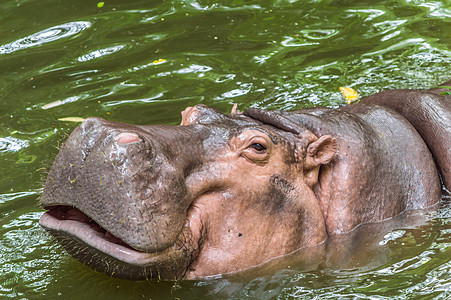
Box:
xmin=39 ymin=105 xmax=337 ymax=280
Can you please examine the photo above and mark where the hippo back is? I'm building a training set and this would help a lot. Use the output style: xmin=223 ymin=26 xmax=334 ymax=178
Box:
xmin=359 ymin=84 xmax=451 ymax=190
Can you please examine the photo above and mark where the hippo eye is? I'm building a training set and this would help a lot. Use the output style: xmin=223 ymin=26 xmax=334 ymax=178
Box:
xmin=250 ymin=143 xmax=266 ymax=153
xmin=235 ymin=130 xmax=272 ymax=164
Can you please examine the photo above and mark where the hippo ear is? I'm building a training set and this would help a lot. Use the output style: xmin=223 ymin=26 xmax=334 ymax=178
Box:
xmin=181 ymin=105 xmax=227 ymax=125
xmin=181 ymin=106 xmax=201 ymax=125
xmin=303 ymin=135 xmax=337 ymax=186
xmin=305 ymin=135 xmax=337 ymax=167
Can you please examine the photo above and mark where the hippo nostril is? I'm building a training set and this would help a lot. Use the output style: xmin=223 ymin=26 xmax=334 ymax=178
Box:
xmin=116 ymin=132 xmax=142 ymax=144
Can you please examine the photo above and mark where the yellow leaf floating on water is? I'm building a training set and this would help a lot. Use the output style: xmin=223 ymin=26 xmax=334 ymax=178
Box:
xmin=339 ymin=87 xmax=359 ymax=104
xmin=152 ymin=58 xmax=167 ymax=65
xmin=58 ymin=117 xmax=85 ymax=122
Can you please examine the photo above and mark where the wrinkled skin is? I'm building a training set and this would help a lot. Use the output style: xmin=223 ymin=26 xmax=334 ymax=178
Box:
xmin=40 ymin=82 xmax=450 ymax=280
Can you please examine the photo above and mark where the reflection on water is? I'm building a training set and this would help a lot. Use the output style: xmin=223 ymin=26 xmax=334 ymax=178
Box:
xmin=0 ymin=0 xmax=450 ymax=298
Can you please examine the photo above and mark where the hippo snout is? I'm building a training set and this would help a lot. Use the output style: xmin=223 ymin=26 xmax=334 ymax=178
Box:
xmin=40 ymin=118 xmax=192 ymax=253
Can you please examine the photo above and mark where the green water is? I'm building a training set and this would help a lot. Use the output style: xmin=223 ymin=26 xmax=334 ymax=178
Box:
xmin=0 ymin=0 xmax=450 ymax=298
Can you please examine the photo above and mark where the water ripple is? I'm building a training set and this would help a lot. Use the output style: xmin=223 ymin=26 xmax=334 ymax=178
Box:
xmin=0 ymin=21 xmax=91 ymax=54
xmin=157 ymin=64 xmax=213 ymax=77
xmin=77 ymin=45 xmax=125 ymax=62
xmin=220 ymin=83 xmax=252 ymax=99
xmin=0 ymin=191 xmax=38 ymax=205
xmin=0 ymin=137 xmax=29 ymax=153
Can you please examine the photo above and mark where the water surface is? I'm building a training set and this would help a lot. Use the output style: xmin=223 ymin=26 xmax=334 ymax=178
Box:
xmin=0 ymin=0 xmax=450 ymax=298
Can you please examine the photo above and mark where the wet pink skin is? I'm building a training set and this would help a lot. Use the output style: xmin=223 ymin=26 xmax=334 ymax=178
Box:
xmin=40 ymin=109 xmax=337 ymax=280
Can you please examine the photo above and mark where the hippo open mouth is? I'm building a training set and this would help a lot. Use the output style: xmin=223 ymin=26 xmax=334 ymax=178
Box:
xmin=40 ymin=202 xmax=203 ymax=280
xmin=42 ymin=205 xmax=135 ymax=249
xmin=40 ymin=205 xmax=186 ymax=265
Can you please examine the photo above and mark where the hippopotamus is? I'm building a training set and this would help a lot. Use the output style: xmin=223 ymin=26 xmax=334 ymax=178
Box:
xmin=39 ymin=82 xmax=450 ymax=280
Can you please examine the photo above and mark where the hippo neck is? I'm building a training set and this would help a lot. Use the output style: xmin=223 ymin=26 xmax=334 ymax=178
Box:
xmin=284 ymin=106 xmax=440 ymax=235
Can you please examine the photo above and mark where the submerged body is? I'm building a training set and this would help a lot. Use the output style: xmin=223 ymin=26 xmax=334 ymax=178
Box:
xmin=40 ymin=83 xmax=450 ymax=280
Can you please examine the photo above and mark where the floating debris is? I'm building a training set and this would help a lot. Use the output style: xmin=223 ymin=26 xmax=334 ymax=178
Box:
xmin=42 ymin=100 xmax=63 ymax=110
xmin=152 ymin=58 xmax=167 ymax=65
xmin=57 ymin=117 xmax=85 ymax=122
xmin=339 ymin=87 xmax=359 ymax=104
